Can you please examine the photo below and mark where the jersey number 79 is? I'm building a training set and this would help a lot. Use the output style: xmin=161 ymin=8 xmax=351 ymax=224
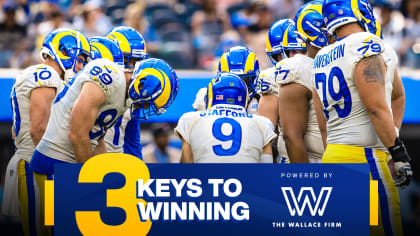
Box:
xmin=315 ymin=66 xmax=352 ymax=120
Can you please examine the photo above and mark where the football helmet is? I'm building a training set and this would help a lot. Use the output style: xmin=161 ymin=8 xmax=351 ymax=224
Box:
xmin=358 ymin=0 xmax=382 ymax=38
xmin=206 ymin=73 xmax=249 ymax=109
xmin=89 ymin=36 xmax=124 ymax=68
xmin=218 ymin=46 xmax=259 ymax=97
xmin=106 ymin=26 xmax=148 ymax=72
xmin=295 ymin=0 xmax=329 ymax=48
xmin=266 ymin=19 xmax=306 ymax=65
xmin=40 ymin=28 xmax=91 ymax=80
xmin=322 ymin=0 xmax=373 ymax=35
xmin=128 ymin=58 xmax=178 ymax=120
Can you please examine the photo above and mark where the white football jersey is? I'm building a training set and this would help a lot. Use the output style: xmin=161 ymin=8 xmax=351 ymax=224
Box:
xmin=192 ymin=87 xmax=208 ymax=111
xmin=276 ymin=54 xmax=324 ymax=162
xmin=256 ymin=66 xmax=287 ymax=162
xmin=312 ymin=32 xmax=396 ymax=150
xmin=11 ymin=64 xmax=63 ymax=161
xmin=35 ymin=59 xmax=127 ymax=163
xmin=104 ymin=109 xmax=131 ymax=153
xmin=192 ymin=87 xmax=259 ymax=114
xmin=175 ymin=104 xmax=276 ymax=163
xmin=383 ymin=43 xmax=399 ymax=113
xmin=256 ymin=66 xmax=278 ymax=96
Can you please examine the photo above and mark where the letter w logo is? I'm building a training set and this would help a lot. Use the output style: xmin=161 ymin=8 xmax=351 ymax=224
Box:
xmin=281 ymin=187 xmax=332 ymax=216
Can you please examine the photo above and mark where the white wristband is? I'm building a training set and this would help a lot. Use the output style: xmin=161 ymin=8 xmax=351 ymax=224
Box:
xmin=260 ymin=154 xmax=273 ymax=163
xmin=395 ymin=126 xmax=400 ymax=137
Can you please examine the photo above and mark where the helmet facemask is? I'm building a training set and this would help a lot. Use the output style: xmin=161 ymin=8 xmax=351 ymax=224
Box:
xmin=130 ymin=98 xmax=162 ymax=120
xmin=128 ymin=59 xmax=176 ymax=120
xmin=123 ymin=53 xmax=148 ymax=73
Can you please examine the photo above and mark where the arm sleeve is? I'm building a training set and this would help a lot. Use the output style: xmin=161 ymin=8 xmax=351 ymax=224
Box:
xmin=258 ymin=116 xmax=277 ymax=147
xmin=192 ymin=87 xmax=208 ymax=111
xmin=351 ymin=33 xmax=385 ymax=64
xmin=256 ymin=67 xmax=279 ymax=96
xmin=383 ymin=44 xmax=399 ymax=83
xmin=29 ymin=65 xmax=62 ymax=90
xmin=276 ymin=57 xmax=312 ymax=90
xmin=79 ymin=59 xmax=122 ymax=97
xmin=174 ymin=113 xmax=193 ymax=144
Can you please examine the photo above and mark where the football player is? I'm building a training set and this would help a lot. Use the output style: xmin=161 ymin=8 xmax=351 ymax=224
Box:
xmin=192 ymin=46 xmax=260 ymax=114
xmin=2 ymin=28 xmax=90 ymax=235
xmin=104 ymin=26 xmax=149 ymax=158
xmin=313 ymin=0 xmax=412 ymax=235
xmin=30 ymin=35 xmax=177 ymax=232
xmin=31 ymin=42 xmax=177 ymax=166
xmin=257 ymin=19 xmax=307 ymax=163
xmin=176 ymin=73 xmax=276 ymax=163
xmin=357 ymin=0 xmax=405 ymax=137
xmin=273 ymin=1 xmax=327 ymax=163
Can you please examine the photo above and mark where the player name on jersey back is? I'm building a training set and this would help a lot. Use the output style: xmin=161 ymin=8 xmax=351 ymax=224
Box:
xmin=175 ymin=105 xmax=276 ymax=163
xmin=199 ymin=106 xmax=253 ymax=118
xmin=313 ymin=44 xmax=345 ymax=69
xmin=312 ymin=32 xmax=390 ymax=150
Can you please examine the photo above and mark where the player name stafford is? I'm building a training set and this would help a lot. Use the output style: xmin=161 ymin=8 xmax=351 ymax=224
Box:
xmin=199 ymin=108 xmax=252 ymax=118
xmin=272 ymin=221 xmax=342 ymax=228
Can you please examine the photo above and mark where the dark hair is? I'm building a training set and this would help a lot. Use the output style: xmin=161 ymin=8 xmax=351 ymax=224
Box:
xmin=152 ymin=124 xmax=170 ymax=137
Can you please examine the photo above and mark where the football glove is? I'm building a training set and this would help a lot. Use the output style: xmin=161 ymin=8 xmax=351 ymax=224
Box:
xmin=388 ymin=137 xmax=413 ymax=189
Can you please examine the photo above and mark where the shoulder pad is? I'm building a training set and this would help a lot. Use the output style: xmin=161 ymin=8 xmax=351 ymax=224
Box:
xmin=256 ymin=67 xmax=278 ymax=96
xmin=352 ymin=32 xmax=384 ymax=58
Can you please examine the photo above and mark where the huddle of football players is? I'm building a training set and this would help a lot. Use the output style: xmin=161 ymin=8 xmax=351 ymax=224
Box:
xmin=3 ymin=26 xmax=178 ymax=235
xmin=181 ymin=0 xmax=413 ymax=235
xmin=1 ymin=0 xmax=416 ymax=235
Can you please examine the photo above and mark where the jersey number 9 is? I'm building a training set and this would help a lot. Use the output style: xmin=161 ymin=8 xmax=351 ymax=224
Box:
xmin=212 ymin=118 xmax=242 ymax=156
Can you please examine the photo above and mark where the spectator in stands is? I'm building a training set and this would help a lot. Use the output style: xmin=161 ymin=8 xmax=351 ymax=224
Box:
xmin=230 ymin=0 xmax=273 ymax=68
xmin=214 ymin=30 xmax=244 ymax=57
xmin=35 ymin=10 xmax=72 ymax=53
xmin=31 ymin=0 xmax=62 ymax=25
xmin=399 ymin=0 xmax=420 ymax=68
xmin=208 ymin=30 xmax=244 ymax=71
xmin=375 ymin=1 xmax=405 ymax=59
xmin=8 ymin=39 xmax=32 ymax=69
xmin=72 ymin=1 xmax=112 ymax=37
xmin=191 ymin=0 xmax=230 ymax=69
xmin=123 ymin=1 xmax=160 ymax=55
xmin=401 ymin=0 xmax=419 ymax=20
xmin=143 ymin=124 xmax=181 ymax=163
xmin=267 ymin=0 xmax=303 ymax=20
xmin=0 ymin=3 xmax=27 ymax=67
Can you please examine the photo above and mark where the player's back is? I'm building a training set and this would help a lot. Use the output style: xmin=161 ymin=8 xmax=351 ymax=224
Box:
xmin=312 ymin=31 xmax=393 ymax=149
xmin=36 ymin=58 xmax=127 ymax=163
xmin=176 ymin=104 xmax=276 ymax=163
xmin=192 ymin=87 xmax=259 ymax=114
xmin=11 ymin=64 xmax=62 ymax=160
xmin=276 ymin=54 xmax=324 ymax=161
xmin=277 ymin=54 xmax=319 ymax=132
xmin=257 ymin=66 xmax=278 ymax=97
